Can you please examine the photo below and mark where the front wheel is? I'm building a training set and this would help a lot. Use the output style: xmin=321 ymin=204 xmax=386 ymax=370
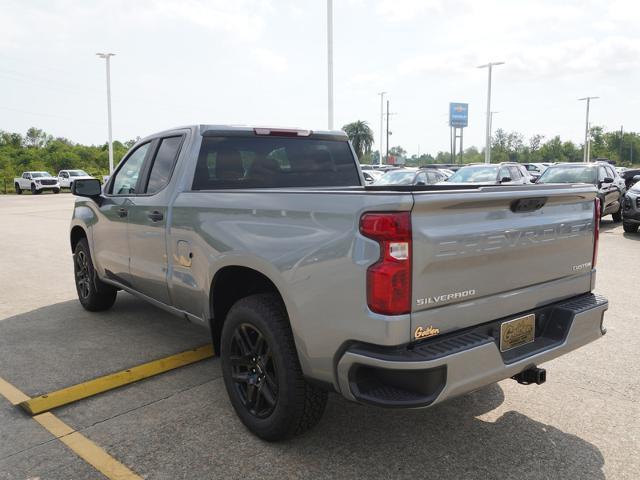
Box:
xmin=74 ymin=238 xmax=117 ymax=311
xmin=623 ymin=222 xmax=639 ymax=233
xmin=53 ymin=188 xmax=60 ymax=194
xmin=220 ymin=294 xmax=327 ymax=441
xmin=30 ymin=184 xmax=37 ymax=194
xmin=14 ymin=183 xmax=22 ymax=194
xmin=612 ymin=202 xmax=623 ymax=222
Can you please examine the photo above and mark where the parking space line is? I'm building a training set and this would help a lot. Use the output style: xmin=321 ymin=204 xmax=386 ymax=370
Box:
xmin=19 ymin=344 xmax=215 ymax=415
xmin=0 ymin=377 xmax=142 ymax=480
xmin=0 ymin=377 xmax=30 ymax=404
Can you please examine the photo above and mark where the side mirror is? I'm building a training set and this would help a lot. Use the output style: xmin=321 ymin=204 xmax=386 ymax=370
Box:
xmin=416 ymin=181 xmax=426 ymax=186
xmin=603 ymin=177 xmax=614 ymax=183
xmin=72 ymin=178 xmax=102 ymax=198
xmin=500 ymin=176 xmax=512 ymax=183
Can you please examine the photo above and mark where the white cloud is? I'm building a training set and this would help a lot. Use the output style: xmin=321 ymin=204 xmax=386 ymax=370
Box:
xmin=253 ymin=48 xmax=288 ymax=73
xmin=376 ymin=0 xmax=446 ymax=22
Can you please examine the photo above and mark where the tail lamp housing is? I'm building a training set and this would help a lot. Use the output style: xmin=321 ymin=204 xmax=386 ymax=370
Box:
xmin=359 ymin=212 xmax=412 ymax=315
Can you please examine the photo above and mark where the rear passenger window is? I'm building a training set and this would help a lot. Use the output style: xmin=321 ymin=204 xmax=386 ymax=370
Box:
xmin=192 ymin=136 xmax=360 ymax=190
xmin=146 ymin=136 xmax=183 ymax=194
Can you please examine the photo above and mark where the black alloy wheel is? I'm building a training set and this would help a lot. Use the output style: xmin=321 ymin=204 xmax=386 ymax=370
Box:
xmin=229 ymin=323 xmax=278 ymax=419
xmin=75 ymin=249 xmax=91 ymax=300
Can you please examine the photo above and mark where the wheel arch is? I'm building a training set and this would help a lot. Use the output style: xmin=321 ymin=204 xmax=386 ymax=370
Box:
xmin=70 ymin=225 xmax=87 ymax=253
xmin=209 ymin=266 xmax=288 ymax=353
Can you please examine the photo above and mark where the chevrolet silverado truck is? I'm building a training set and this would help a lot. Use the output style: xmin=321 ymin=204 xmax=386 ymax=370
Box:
xmin=14 ymin=171 xmax=60 ymax=194
xmin=69 ymin=125 xmax=608 ymax=441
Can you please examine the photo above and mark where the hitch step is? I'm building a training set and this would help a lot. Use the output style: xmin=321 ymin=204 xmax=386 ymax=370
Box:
xmin=512 ymin=367 xmax=546 ymax=385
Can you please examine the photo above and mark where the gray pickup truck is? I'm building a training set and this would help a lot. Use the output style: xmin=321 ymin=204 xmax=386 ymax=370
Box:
xmin=70 ymin=125 xmax=608 ymax=440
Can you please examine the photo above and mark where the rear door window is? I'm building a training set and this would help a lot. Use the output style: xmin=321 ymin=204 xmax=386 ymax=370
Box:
xmin=192 ymin=136 xmax=360 ymax=190
xmin=145 ymin=136 xmax=183 ymax=194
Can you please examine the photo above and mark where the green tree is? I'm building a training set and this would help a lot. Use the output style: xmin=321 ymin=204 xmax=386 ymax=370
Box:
xmin=342 ymin=120 xmax=374 ymax=159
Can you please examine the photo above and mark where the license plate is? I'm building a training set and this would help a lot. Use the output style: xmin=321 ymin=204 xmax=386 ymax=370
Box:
xmin=500 ymin=314 xmax=535 ymax=352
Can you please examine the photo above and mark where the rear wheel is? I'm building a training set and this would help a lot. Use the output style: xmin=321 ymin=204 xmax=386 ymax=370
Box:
xmin=14 ymin=183 xmax=22 ymax=194
xmin=221 ymin=293 xmax=327 ymax=441
xmin=74 ymin=238 xmax=117 ymax=311
xmin=623 ymin=222 xmax=639 ymax=233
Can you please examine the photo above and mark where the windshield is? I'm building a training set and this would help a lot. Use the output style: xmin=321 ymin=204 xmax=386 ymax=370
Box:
xmin=537 ymin=166 xmax=596 ymax=184
xmin=31 ymin=172 xmax=52 ymax=178
xmin=374 ymin=170 xmax=416 ymax=185
xmin=447 ymin=166 xmax=498 ymax=183
xmin=69 ymin=170 xmax=89 ymax=177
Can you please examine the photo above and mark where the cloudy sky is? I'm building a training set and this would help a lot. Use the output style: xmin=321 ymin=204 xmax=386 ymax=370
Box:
xmin=1 ymin=0 xmax=639 ymax=155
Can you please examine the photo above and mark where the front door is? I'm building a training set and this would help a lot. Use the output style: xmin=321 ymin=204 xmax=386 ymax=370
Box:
xmin=128 ymin=135 xmax=185 ymax=305
xmin=92 ymin=142 xmax=151 ymax=286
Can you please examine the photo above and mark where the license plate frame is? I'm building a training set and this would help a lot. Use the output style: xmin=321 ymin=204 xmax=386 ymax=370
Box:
xmin=500 ymin=314 xmax=535 ymax=352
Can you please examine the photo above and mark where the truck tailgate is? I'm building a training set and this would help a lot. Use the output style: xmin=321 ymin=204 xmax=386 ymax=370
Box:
xmin=410 ymin=184 xmax=597 ymax=337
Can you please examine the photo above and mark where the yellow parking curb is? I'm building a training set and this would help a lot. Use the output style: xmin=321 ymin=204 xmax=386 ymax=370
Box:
xmin=0 ymin=377 xmax=142 ymax=480
xmin=19 ymin=344 xmax=214 ymax=415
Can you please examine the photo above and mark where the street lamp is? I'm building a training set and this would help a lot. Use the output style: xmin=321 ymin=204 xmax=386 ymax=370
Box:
xmin=377 ymin=91 xmax=386 ymax=166
xmin=578 ymin=96 xmax=599 ymax=162
xmin=478 ymin=61 xmax=505 ymax=164
xmin=489 ymin=111 xmax=499 ymax=142
xmin=326 ymin=0 xmax=334 ymax=130
xmin=96 ymin=53 xmax=115 ymax=174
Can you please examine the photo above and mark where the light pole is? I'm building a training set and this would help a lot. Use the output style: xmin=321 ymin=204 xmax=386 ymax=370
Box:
xmin=489 ymin=111 xmax=499 ymax=143
xmin=578 ymin=96 xmax=599 ymax=162
xmin=326 ymin=0 xmax=334 ymax=130
xmin=478 ymin=61 xmax=505 ymax=164
xmin=377 ymin=91 xmax=386 ymax=165
xmin=97 ymin=53 xmax=115 ymax=174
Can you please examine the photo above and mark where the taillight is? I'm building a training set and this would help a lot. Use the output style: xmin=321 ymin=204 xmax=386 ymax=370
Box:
xmin=593 ymin=197 xmax=600 ymax=268
xmin=359 ymin=212 xmax=412 ymax=315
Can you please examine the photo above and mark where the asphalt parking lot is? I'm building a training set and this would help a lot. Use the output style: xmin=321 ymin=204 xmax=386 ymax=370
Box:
xmin=0 ymin=193 xmax=638 ymax=480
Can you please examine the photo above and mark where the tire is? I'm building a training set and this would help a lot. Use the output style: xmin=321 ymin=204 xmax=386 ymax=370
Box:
xmin=53 ymin=188 xmax=60 ymax=194
xmin=30 ymin=183 xmax=37 ymax=194
xmin=612 ymin=203 xmax=623 ymax=222
xmin=623 ymin=222 xmax=639 ymax=233
xmin=220 ymin=293 xmax=327 ymax=441
xmin=73 ymin=238 xmax=117 ymax=311
xmin=14 ymin=183 xmax=22 ymax=195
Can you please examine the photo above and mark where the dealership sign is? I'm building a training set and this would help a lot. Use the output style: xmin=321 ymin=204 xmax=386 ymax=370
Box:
xmin=449 ymin=103 xmax=468 ymax=128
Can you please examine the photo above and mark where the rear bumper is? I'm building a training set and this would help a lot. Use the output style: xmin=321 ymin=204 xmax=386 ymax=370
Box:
xmin=336 ymin=293 xmax=608 ymax=408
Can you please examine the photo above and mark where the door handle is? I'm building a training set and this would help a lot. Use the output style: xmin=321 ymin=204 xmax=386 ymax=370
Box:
xmin=148 ymin=210 xmax=164 ymax=222
xmin=117 ymin=208 xmax=128 ymax=218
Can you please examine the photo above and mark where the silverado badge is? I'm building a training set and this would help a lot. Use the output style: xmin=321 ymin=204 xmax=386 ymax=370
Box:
xmin=414 ymin=325 xmax=440 ymax=340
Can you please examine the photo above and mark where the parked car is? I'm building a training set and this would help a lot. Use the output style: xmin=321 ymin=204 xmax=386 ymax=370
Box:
xmin=442 ymin=163 xmax=531 ymax=185
xmin=622 ymin=180 xmax=640 ymax=233
xmin=536 ymin=163 xmax=624 ymax=221
xmin=419 ymin=165 xmax=454 ymax=177
xmin=69 ymin=124 xmax=607 ymax=441
xmin=362 ymin=170 xmax=384 ymax=185
xmin=522 ymin=163 xmax=547 ymax=181
xmin=620 ymin=168 xmax=640 ymax=190
xmin=58 ymin=170 xmax=95 ymax=190
xmin=14 ymin=171 xmax=60 ymax=194
xmin=595 ymin=161 xmax=627 ymax=195
xmin=374 ymin=167 xmax=447 ymax=185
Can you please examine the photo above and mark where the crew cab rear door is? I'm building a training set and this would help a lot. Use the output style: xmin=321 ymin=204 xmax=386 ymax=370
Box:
xmin=410 ymin=185 xmax=597 ymax=336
